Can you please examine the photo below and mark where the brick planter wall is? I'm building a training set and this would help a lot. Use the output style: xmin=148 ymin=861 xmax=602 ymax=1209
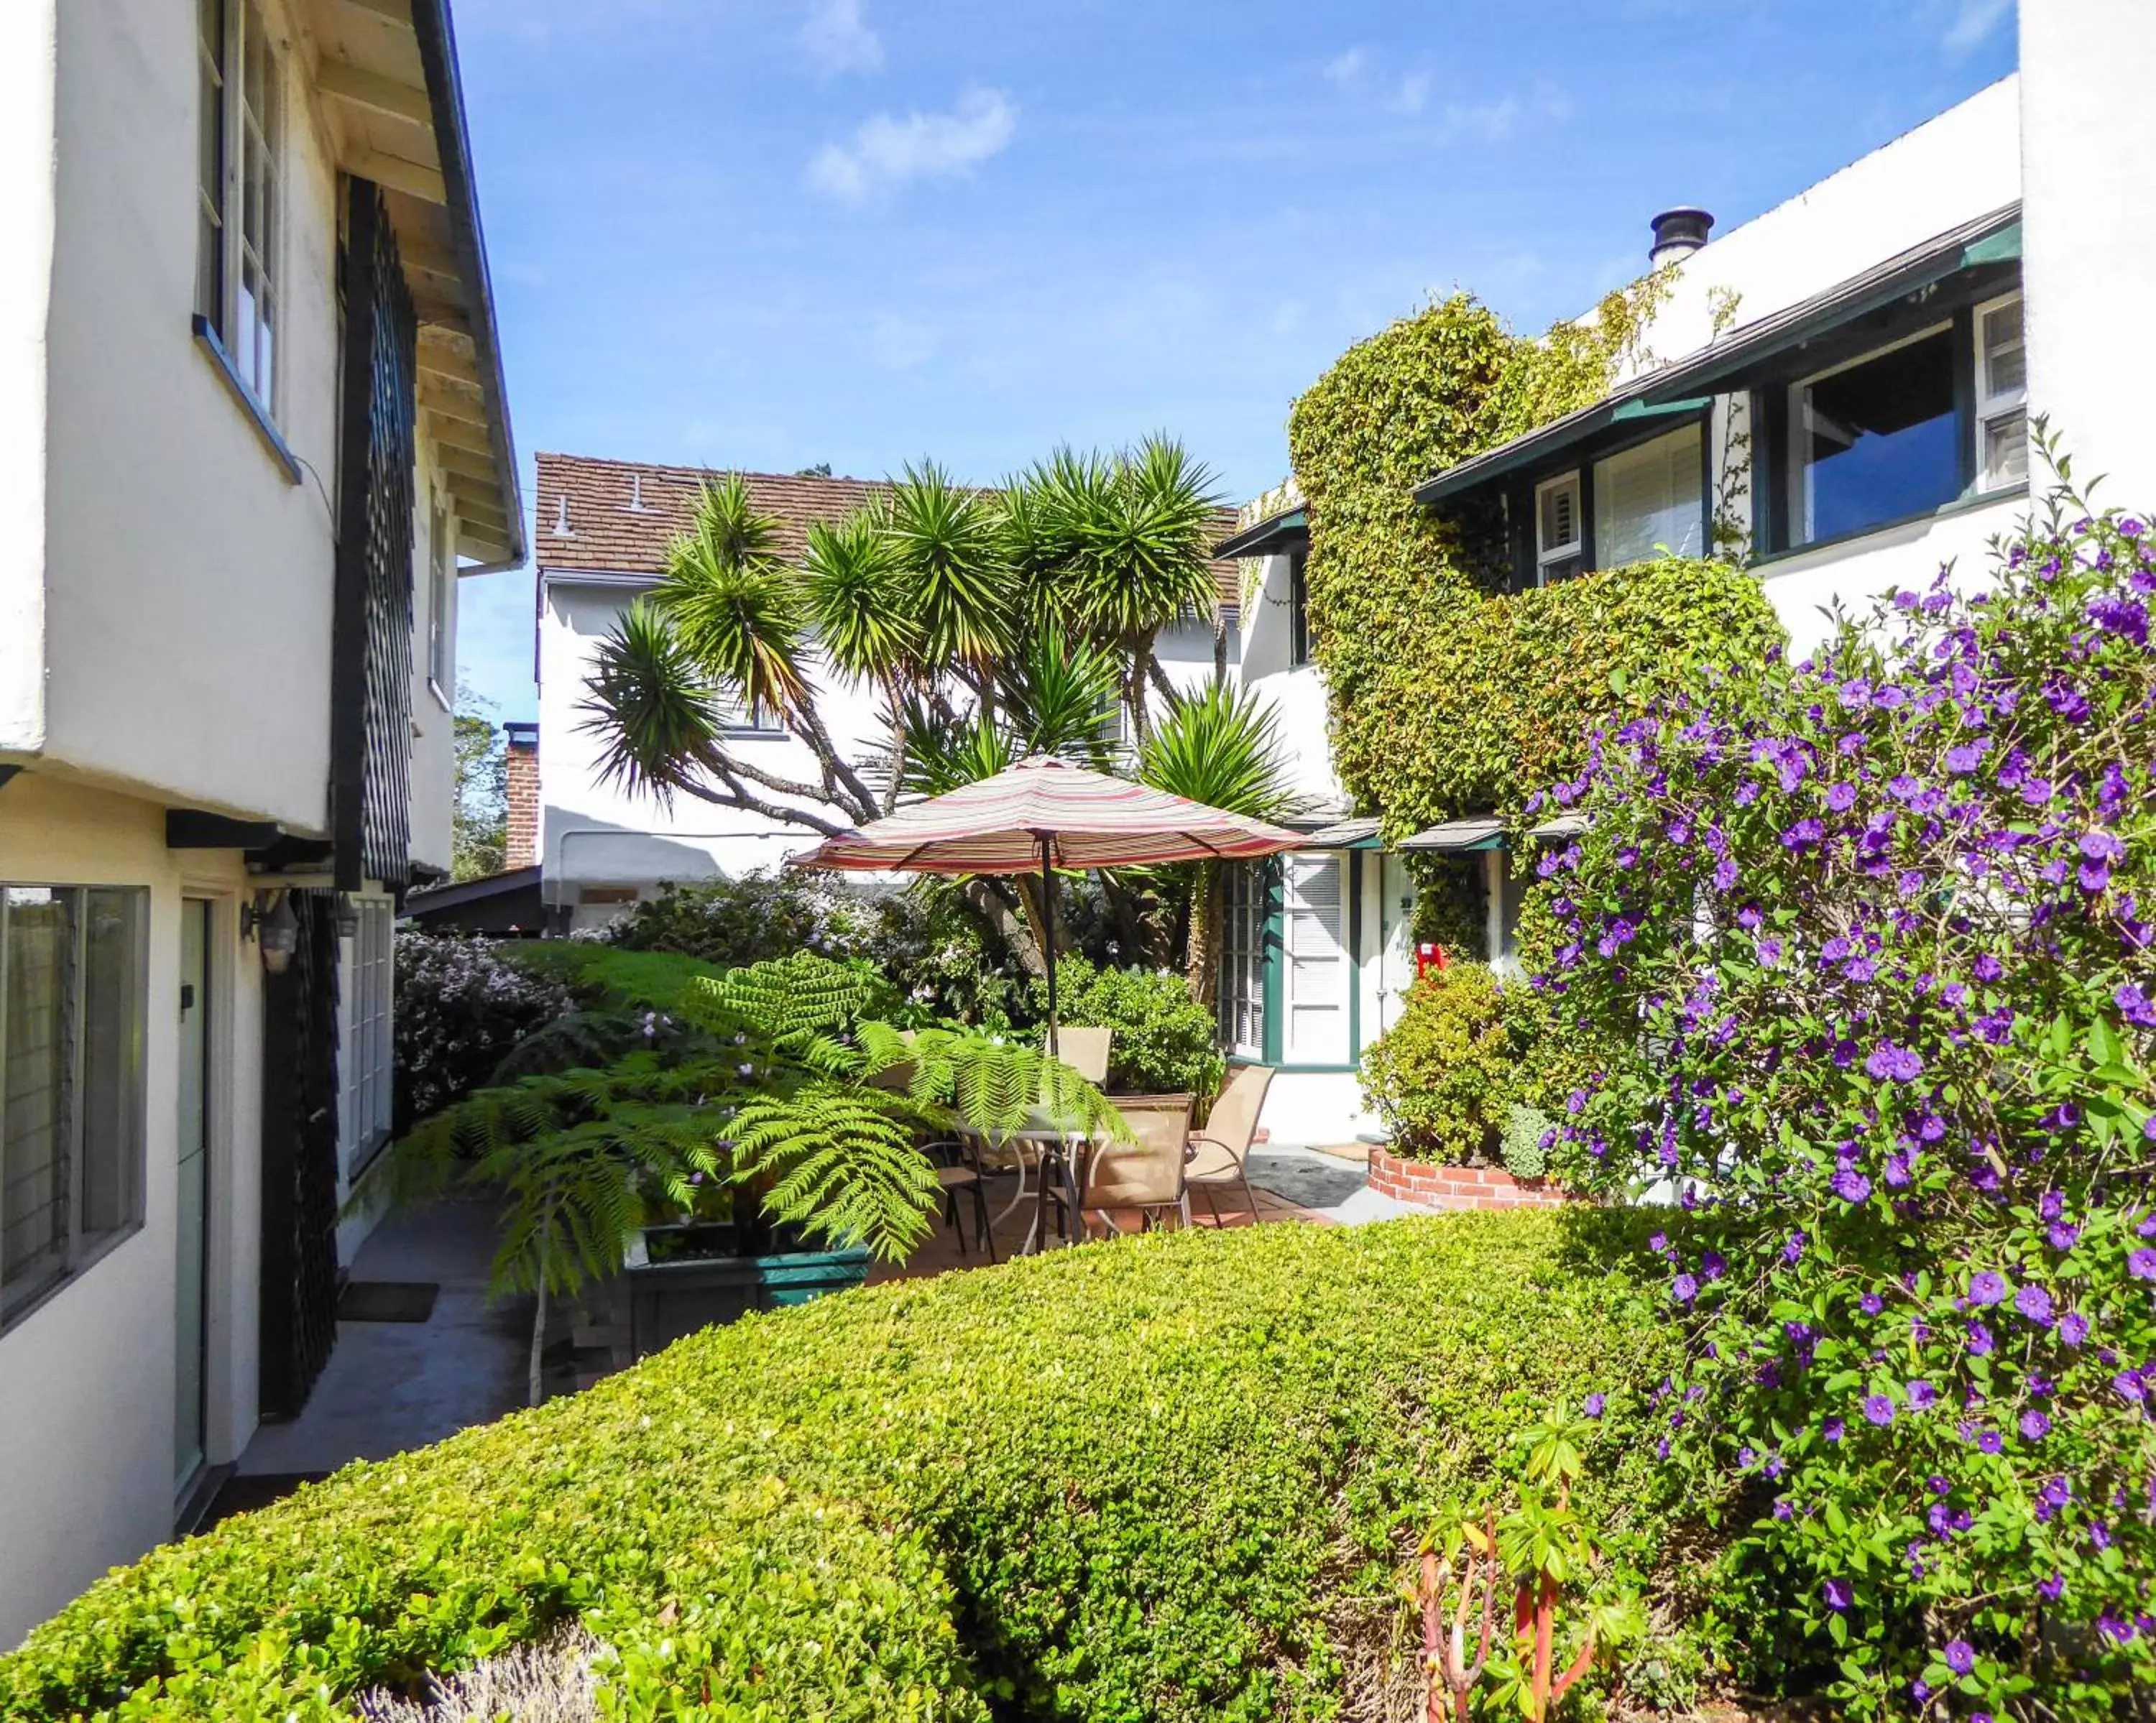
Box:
xmin=1367 ymin=1146 xmax=1576 ymax=1211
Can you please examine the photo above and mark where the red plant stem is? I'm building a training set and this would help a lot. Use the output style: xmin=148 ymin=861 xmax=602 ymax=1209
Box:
xmin=1549 ymin=1629 xmax=1598 ymax=1703
xmin=1532 ymin=1574 xmax=1557 ymax=1722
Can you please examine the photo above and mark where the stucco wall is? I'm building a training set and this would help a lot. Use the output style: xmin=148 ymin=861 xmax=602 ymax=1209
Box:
xmin=407 ymin=452 xmax=459 ymax=877
xmin=1621 ymin=78 xmax=2022 ymax=379
xmin=38 ymin=0 xmax=337 ymax=828
xmin=0 ymin=775 xmax=262 ymax=1650
xmin=2021 ymin=1 xmax=2156 ymax=511
xmin=0 ymin=1 xmax=56 ymax=758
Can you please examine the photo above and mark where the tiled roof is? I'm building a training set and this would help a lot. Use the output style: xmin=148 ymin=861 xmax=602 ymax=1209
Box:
xmin=533 ymin=451 xmax=1245 ymax=612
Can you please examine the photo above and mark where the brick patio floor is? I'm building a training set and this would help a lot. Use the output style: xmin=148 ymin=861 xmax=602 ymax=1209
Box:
xmin=870 ymin=1171 xmax=1330 ymax=1285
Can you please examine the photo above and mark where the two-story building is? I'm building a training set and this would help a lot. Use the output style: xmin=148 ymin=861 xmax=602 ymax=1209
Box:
xmin=0 ymin=0 xmax=520 ymax=1644
xmin=530 ymin=452 xmax=1238 ymax=932
xmin=1212 ymin=4 xmax=2156 ymax=1142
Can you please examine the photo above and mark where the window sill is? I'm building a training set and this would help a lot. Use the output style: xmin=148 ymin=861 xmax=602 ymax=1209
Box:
xmin=428 ymin=678 xmax=453 ymax=716
xmin=1753 ymin=482 xmax=2029 ymax=571
xmin=193 ymin=315 xmax=302 ymax=486
xmin=0 ymin=1221 xmax=144 ymax=1338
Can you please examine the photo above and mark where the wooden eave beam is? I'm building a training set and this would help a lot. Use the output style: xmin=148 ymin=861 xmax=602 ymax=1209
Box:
xmin=430 ymin=417 xmax=495 ymax=458
xmin=318 ymin=56 xmax=431 ymax=128
xmin=433 ymin=443 xmax=500 ymax=485
xmin=347 ymin=145 xmax=445 ymax=204
xmin=420 ymin=382 xmax=488 ymax=428
xmin=335 ymin=0 xmax=415 ymax=30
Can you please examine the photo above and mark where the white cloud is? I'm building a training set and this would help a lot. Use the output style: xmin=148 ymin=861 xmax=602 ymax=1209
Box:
xmin=801 ymin=0 xmax=882 ymax=74
xmin=1943 ymin=0 xmax=2013 ymax=53
xmin=808 ymin=87 xmax=1018 ymax=202
xmin=1438 ymin=82 xmax=1568 ymax=144
xmin=1393 ymin=71 xmax=1432 ymax=114
xmin=1323 ymin=47 xmax=1367 ymax=88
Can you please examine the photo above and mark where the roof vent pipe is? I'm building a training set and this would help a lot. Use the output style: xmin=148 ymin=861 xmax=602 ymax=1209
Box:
xmin=1648 ymin=206 xmax=1713 ymax=267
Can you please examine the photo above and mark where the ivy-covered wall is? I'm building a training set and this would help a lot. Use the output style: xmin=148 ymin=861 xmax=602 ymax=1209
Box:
xmin=1284 ymin=290 xmax=1786 ymax=839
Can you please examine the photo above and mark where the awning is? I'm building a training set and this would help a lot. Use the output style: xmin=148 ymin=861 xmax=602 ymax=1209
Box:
xmin=1212 ymin=507 xmax=1308 ymax=560
xmin=1411 ymin=202 xmax=2022 ymax=508
xmin=1399 ymin=817 xmax=1506 ymax=852
xmin=1302 ymin=817 xmax=1385 ymax=851
xmin=1527 ymin=815 xmax=1586 ymax=841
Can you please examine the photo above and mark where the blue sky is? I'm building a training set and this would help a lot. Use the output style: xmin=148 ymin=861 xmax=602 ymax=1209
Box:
xmin=451 ymin=0 xmax=2019 ymax=723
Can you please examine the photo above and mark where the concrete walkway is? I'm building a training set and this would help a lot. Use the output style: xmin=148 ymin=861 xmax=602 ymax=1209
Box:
xmin=233 ymin=1196 xmax=528 ymax=1484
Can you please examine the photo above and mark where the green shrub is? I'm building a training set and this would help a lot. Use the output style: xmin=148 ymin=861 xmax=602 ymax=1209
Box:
xmin=392 ymin=930 xmax=571 ymax=1132
xmin=1358 ymin=962 xmax=1515 ymax=1163
xmin=1035 ymin=955 xmax=1226 ymax=1102
xmin=1 ymin=1212 xmax=1723 ymax=1721
xmin=1498 ymin=1101 xmax=1553 ymax=1181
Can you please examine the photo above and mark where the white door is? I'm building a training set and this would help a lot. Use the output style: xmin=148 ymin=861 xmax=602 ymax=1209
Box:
xmin=1282 ymin=854 xmax=1352 ymax=1066
xmin=175 ymin=901 xmax=211 ymax=1491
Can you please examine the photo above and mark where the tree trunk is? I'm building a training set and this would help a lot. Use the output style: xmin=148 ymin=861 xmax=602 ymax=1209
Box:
xmin=962 ymin=877 xmax=1049 ymax=979
xmin=1212 ymin=612 xmax=1229 ymax=687
xmin=528 ymin=1275 xmax=548 ymax=1408
xmin=1184 ymin=861 xmax=1220 ymax=1012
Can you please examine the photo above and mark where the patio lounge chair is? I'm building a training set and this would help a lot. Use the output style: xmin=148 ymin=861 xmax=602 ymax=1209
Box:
xmin=1050 ymin=1091 xmax=1194 ymax=1241
xmin=1182 ymin=1063 xmax=1273 ymax=1226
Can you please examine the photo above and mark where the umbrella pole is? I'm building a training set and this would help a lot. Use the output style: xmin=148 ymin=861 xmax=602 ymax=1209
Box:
xmin=1038 ymin=832 xmax=1059 ymax=1062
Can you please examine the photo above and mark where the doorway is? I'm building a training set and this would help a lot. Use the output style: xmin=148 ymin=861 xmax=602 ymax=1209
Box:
xmin=175 ymin=900 xmax=211 ymax=1493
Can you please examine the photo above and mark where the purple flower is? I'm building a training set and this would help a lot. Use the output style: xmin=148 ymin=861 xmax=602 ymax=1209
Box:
xmin=1865 ymin=1042 xmax=1924 ymax=1083
xmin=1784 ymin=1231 xmax=1807 ymax=1265
xmin=1823 ymin=1577 xmax=1853 ymax=1612
xmin=1945 ymin=742 xmax=1987 ymax=773
xmin=2015 ymin=1284 xmax=2055 ymax=1327
xmin=1945 ymin=1639 xmax=1976 ymax=1675
xmin=1832 ymin=1165 xmax=1872 ymax=1204
xmin=1968 ymin=1270 xmax=2009 ymax=1306
xmin=1823 ymin=1417 xmax=1845 ymax=1444
xmin=1782 ymin=818 xmax=1825 ymax=851
xmin=1673 ymin=1273 xmax=1699 ymax=1306
xmin=2117 ymin=983 xmax=2156 ymax=1030
xmin=2060 ymin=1311 xmax=2088 ymax=1346
xmin=1863 ymin=1393 xmax=1897 ymax=1427
xmin=2019 ymin=1409 xmax=2051 ymax=1441
xmin=1859 ymin=1293 xmax=1884 ymax=1316
xmin=1584 ymin=1392 xmax=1606 ymax=1418
xmin=1908 ymin=1380 xmax=1938 ymax=1410
xmin=2130 ymin=1249 xmax=2156 ymax=1281
xmin=2040 ymin=1572 xmax=2065 ymax=1602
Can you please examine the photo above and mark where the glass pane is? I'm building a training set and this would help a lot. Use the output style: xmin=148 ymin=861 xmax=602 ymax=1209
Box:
xmin=4 ymin=889 xmax=78 ymax=1306
xmin=1984 ymin=410 xmax=2029 ymax=489
xmin=1981 ymin=303 xmax=2025 ymax=398
xmin=1539 ymin=480 xmax=1577 ymax=553
xmin=243 ymin=4 xmax=267 ymax=126
xmin=1593 ymin=424 xmax=1703 ymax=568
xmin=1800 ymin=331 xmax=1958 ymax=544
xmin=196 ymin=208 xmax=221 ymax=330
xmin=237 ymin=258 xmax=260 ymax=389
xmin=78 ymin=890 xmax=144 ymax=1238
xmin=257 ymin=280 xmax=275 ymax=405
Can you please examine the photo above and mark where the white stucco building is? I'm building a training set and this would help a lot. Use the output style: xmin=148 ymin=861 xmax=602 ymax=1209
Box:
xmin=530 ymin=453 xmax=1238 ymax=932
xmin=0 ymin=0 xmax=520 ymax=1646
xmin=1215 ymin=3 xmax=2156 ymax=1142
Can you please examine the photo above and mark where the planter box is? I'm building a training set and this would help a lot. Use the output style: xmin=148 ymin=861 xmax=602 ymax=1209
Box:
xmin=618 ymin=1224 xmax=870 ymax=1361
xmin=1367 ymin=1146 xmax=1577 ymax=1212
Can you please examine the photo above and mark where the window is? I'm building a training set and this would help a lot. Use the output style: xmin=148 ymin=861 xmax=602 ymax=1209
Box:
xmin=1216 ymin=861 xmax=1269 ymax=1061
xmin=1288 ymin=550 xmax=1313 ymax=668
xmin=1974 ymin=292 xmax=2027 ymax=492
xmin=195 ymin=0 xmax=282 ymax=412
xmin=1788 ymin=326 xmax=1959 ymax=548
xmin=1 ymin=886 xmax=147 ymax=1324
xmin=427 ymin=502 xmax=454 ymax=703
xmin=339 ymin=898 xmax=393 ymax=1175
xmin=1593 ymin=424 xmax=1704 ymax=566
xmin=1535 ymin=472 xmax=1583 ymax=583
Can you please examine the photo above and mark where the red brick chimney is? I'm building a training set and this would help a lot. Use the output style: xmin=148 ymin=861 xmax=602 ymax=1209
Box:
xmin=503 ymin=721 xmax=539 ymax=870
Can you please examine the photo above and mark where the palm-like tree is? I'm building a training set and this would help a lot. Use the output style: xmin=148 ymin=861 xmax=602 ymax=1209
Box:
xmin=887 ymin=461 xmax=1013 ymax=688
xmin=801 ymin=507 xmax=921 ymax=811
xmin=1046 ymin=435 xmax=1225 ymax=744
xmin=1138 ymin=681 xmax=1300 ymax=1007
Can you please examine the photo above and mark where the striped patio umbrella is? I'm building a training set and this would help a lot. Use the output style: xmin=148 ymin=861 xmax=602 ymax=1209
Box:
xmin=789 ymin=755 xmax=1302 ymax=1050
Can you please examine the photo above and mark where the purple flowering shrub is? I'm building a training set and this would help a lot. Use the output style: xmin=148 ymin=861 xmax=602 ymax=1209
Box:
xmin=1538 ymin=471 xmax=2156 ymax=1716
xmin=395 ymin=930 xmax=571 ymax=1130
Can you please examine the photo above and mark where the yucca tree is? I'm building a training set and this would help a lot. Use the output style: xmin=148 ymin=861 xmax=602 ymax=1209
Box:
xmin=887 ymin=461 xmax=1013 ymax=692
xmin=801 ymin=507 xmax=921 ymax=812
xmin=1044 ymin=435 xmax=1225 ymax=744
xmin=1138 ymin=681 xmax=1300 ymax=1007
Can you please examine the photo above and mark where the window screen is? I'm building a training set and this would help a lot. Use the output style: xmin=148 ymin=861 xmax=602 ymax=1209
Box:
xmin=1792 ymin=329 xmax=1959 ymax=545
xmin=341 ymin=898 xmax=395 ymax=1173
xmin=1593 ymin=424 xmax=1704 ymax=567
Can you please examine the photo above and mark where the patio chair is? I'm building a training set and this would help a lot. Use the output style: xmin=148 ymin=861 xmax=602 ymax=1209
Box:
xmin=1049 ymin=1091 xmax=1194 ymax=1242
xmin=920 ymin=1135 xmax=998 ymax=1262
xmin=985 ymin=1025 xmax=1117 ymax=1229
xmin=1182 ymin=1063 xmax=1273 ymax=1227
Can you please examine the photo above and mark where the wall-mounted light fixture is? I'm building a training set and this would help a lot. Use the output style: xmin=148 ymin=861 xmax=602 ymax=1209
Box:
xmin=241 ymin=888 xmax=300 ymax=975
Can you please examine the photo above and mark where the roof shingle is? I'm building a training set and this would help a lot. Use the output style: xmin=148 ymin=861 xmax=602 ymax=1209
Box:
xmin=533 ymin=451 xmax=1245 ymax=612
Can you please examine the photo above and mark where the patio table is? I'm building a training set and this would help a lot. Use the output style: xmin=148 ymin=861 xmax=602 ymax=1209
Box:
xmin=964 ymin=1108 xmax=1101 ymax=1256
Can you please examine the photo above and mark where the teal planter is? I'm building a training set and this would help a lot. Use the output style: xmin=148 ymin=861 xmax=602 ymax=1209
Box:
xmin=620 ymin=1224 xmax=870 ymax=1360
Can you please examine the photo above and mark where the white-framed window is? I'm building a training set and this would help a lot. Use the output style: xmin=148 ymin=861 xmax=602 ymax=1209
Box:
xmin=1216 ymin=861 xmax=1269 ymax=1062
xmin=1534 ymin=471 xmax=1583 ymax=583
xmin=195 ymin=0 xmax=282 ymax=413
xmin=1592 ymin=423 xmax=1705 ymax=567
xmin=1 ymin=885 xmax=148 ymax=1326
xmin=427 ymin=502 xmax=455 ymax=705
xmin=1973 ymin=291 xmax=2027 ymax=493
xmin=1785 ymin=323 xmax=1959 ymax=548
xmin=339 ymin=897 xmax=394 ymax=1175
xmin=1288 ymin=549 xmax=1314 ymax=666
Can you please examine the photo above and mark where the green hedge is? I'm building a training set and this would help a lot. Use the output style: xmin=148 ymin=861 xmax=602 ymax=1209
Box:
xmin=1358 ymin=963 xmax=1516 ymax=1163
xmin=3 ymin=1213 xmax=1723 ymax=1721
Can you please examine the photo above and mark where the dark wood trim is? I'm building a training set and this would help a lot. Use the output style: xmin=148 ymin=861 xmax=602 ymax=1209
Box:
xmin=191 ymin=316 xmax=303 ymax=486
xmin=165 ymin=810 xmax=284 ymax=850
xmin=1950 ymin=303 xmax=1978 ymax=498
